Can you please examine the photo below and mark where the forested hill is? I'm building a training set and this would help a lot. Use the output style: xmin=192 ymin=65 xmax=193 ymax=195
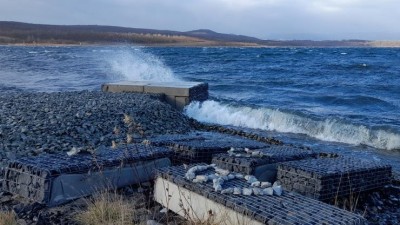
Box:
xmin=0 ymin=21 xmax=398 ymax=47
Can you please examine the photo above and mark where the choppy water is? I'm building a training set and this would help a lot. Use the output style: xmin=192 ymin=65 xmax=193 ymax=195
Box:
xmin=1 ymin=45 xmax=400 ymax=173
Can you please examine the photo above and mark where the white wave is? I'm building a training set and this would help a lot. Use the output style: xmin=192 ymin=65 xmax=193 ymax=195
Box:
xmin=106 ymin=48 xmax=180 ymax=82
xmin=184 ymin=100 xmax=400 ymax=150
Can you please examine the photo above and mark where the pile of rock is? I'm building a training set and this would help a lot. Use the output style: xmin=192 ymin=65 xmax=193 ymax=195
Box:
xmin=0 ymin=91 xmax=192 ymax=166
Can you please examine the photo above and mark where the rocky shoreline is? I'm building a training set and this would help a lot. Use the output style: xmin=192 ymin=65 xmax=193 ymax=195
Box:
xmin=0 ymin=91 xmax=191 ymax=167
xmin=0 ymin=91 xmax=399 ymax=225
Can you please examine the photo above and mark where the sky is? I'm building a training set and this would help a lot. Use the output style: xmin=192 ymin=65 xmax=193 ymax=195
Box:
xmin=1 ymin=0 xmax=399 ymax=40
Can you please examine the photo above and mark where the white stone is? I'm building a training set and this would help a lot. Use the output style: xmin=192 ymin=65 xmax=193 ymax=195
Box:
xmin=227 ymin=174 xmax=235 ymax=180
xmin=251 ymin=181 xmax=261 ymax=187
xmin=213 ymin=178 xmax=224 ymax=191
xmin=193 ymin=175 xmax=209 ymax=183
xmin=215 ymin=168 xmax=230 ymax=176
xmin=263 ymin=187 xmax=274 ymax=196
xmin=214 ymin=184 xmax=222 ymax=192
xmin=242 ymin=188 xmax=253 ymax=196
xmin=221 ymin=188 xmax=234 ymax=194
xmin=67 ymin=147 xmax=81 ymax=157
xmin=253 ymin=188 xmax=263 ymax=196
xmin=261 ymin=182 xmax=272 ymax=188
xmin=207 ymin=174 xmax=218 ymax=180
xmin=235 ymin=174 xmax=244 ymax=179
xmin=185 ymin=165 xmax=213 ymax=181
xmin=273 ymin=185 xmax=283 ymax=196
xmin=233 ymin=187 xmax=242 ymax=195
xmin=245 ymin=175 xmax=258 ymax=184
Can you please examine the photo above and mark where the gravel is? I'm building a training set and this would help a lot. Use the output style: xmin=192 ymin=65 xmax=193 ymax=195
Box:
xmin=0 ymin=91 xmax=192 ymax=165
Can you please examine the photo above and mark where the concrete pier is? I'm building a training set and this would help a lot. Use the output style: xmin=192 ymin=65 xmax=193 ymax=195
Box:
xmin=102 ymin=81 xmax=208 ymax=110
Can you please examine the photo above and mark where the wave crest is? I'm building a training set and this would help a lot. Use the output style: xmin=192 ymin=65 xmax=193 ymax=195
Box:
xmin=184 ymin=100 xmax=400 ymax=150
xmin=107 ymin=48 xmax=180 ymax=82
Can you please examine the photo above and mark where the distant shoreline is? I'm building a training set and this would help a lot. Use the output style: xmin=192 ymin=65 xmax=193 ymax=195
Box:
xmin=1 ymin=42 xmax=400 ymax=48
xmin=2 ymin=21 xmax=400 ymax=48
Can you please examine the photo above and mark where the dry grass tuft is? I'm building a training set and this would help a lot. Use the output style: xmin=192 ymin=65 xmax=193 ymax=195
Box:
xmin=75 ymin=192 xmax=135 ymax=225
xmin=0 ymin=210 xmax=17 ymax=225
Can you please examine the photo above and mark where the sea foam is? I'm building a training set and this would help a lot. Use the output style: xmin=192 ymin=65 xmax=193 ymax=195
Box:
xmin=185 ymin=100 xmax=400 ymax=150
xmin=107 ymin=48 xmax=181 ymax=82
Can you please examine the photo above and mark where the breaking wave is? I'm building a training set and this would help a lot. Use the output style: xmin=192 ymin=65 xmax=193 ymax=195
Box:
xmin=184 ymin=100 xmax=400 ymax=150
xmin=107 ymin=48 xmax=181 ymax=82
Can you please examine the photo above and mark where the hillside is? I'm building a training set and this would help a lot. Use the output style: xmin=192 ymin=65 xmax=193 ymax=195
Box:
xmin=0 ymin=21 xmax=262 ymax=46
xmin=0 ymin=21 xmax=399 ymax=47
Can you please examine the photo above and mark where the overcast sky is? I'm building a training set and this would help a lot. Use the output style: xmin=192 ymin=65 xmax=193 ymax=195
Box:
xmin=1 ymin=0 xmax=399 ymax=40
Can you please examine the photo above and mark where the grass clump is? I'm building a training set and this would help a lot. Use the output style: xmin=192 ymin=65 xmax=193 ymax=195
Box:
xmin=0 ymin=210 xmax=17 ymax=225
xmin=75 ymin=192 xmax=135 ymax=225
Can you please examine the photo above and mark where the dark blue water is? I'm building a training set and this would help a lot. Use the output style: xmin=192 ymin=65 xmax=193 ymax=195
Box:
xmin=1 ymin=45 xmax=400 ymax=174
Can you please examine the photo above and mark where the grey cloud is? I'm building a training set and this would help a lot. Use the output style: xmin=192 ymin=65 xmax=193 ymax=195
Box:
xmin=0 ymin=0 xmax=399 ymax=40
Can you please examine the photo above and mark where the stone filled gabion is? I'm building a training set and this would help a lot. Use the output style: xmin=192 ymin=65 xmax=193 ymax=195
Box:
xmin=149 ymin=131 xmax=268 ymax=164
xmin=212 ymin=146 xmax=317 ymax=175
xmin=277 ymin=157 xmax=392 ymax=200
xmin=2 ymin=144 xmax=172 ymax=205
xmin=157 ymin=164 xmax=367 ymax=225
xmin=0 ymin=91 xmax=192 ymax=163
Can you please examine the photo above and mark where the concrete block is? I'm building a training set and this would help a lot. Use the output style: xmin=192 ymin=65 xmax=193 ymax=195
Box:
xmin=154 ymin=177 xmax=262 ymax=225
xmin=175 ymin=96 xmax=190 ymax=110
xmin=164 ymin=95 xmax=176 ymax=107
xmin=101 ymin=81 xmax=148 ymax=93
xmin=102 ymin=81 xmax=208 ymax=109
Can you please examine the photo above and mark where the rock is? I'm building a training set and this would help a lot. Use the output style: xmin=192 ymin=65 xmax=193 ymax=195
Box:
xmin=193 ymin=175 xmax=208 ymax=183
xmin=273 ymin=186 xmax=283 ymax=196
xmin=245 ymin=175 xmax=258 ymax=183
xmin=0 ymin=91 xmax=191 ymax=165
xmin=233 ymin=187 xmax=242 ymax=195
xmin=242 ymin=188 xmax=253 ymax=196
xmin=221 ymin=188 xmax=234 ymax=194
xmin=253 ymin=188 xmax=263 ymax=196
xmin=263 ymin=187 xmax=274 ymax=196
xmin=261 ymin=182 xmax=272 ymax=188
xmin=251 ymin=181 xmax=261 ymax=187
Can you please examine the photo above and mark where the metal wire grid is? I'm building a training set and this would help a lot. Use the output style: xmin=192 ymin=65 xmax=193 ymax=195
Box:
xmin=277 ymin=157 xmax=392 ymax=200
xmin=157 ymin=164 xmax=367 ymax=225
xmin=2 ymin=144 xmax=173 ymax=203
xmin=212 ymin=146 xmax=317 ymax=175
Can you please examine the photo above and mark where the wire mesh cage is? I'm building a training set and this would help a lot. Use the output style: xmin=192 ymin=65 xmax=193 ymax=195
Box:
xmin=212 ymin=146 xmax=317 ymax=175
xmin=2 ymin=144 xmax=173 ymax=206
xmin=150 ymin=131 xmax=269 ymax=164
xmin=156 ymin=164 xmax=367 ymax=225
xmin=277 ymin=156 xmax=392 ymax=200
